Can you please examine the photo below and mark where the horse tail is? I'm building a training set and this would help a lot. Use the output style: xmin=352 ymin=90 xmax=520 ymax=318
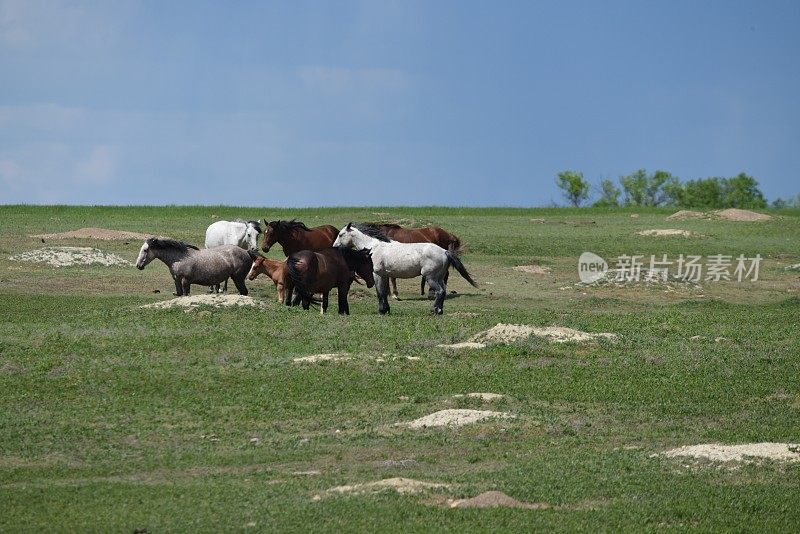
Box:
xmin=445 ymin=249 xmax=478 ymax=288
xmin=286 ymin=252 xmax=320 ymax=304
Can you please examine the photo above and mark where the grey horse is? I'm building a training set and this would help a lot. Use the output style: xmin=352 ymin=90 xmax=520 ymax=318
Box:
xmin=135 ymin=237 xmax=253 ymax=296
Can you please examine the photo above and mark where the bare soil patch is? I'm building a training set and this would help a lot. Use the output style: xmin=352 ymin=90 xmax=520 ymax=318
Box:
xmin=293 ymin=353 xmax=351 ymax=364
xmin=397 ymin=409 xmax=514 ymax=429
xmin=10 ymin=247 xmax=130 ymax=267
xmin=666 ymin=210 xmax=706 ymax=221
xmin=636 ymin=229 xmax=698 ymax=237
xmin=713 ymin=208 xmax=773 ymax=221
xmin=448 ymin=491 xmax=551 ymax=510
xmin=316 ymin=477 xmax=450 ymax=499
xmin=452 ymin=393 xmax=505 ymax=402
xmin=32 ymin=227 xmax=152 ymax=240
xmin=140 ymin=295 xmax=265 ymax=311
xmin=473 ymin=323 xmax=617 ymax=344
xmin=663 ymin=442 xmax=800 ymax=463
xmin=439 ymin=324 xmax=618 ymax=349
xmin=513 ymin=265 xmax=551 ymax=274
xmin=437 ymin=341 xmax=487 ymax=350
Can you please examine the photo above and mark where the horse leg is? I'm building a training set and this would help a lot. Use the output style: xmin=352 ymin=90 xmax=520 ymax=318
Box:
xmin=337 ymin=283 xmax=350 ymax=315
xmin=174 ymin=277 xmax=183 ymax=296
xmin=222 ymin=278 xmax=228 ymax=293
xmin=233 ymin=276 xmax=248 ymax=296
xmin=420 ymin=276 xmax=426 ymax=296
xmin=321 ymin=291 xmax=329 ymax=315
xmin=375 ymin=275 xmax=390 ymax=315
xmin=391 ymin=277 xmax=400 ymax=300
xmin=427 ymin=276 xmax=446 ymax=315
xmin=277 ymin=282 xmax=284 ymax=303
xmin=181 ymin=278 xmax=192 ymax=296
xmin=283 ymin=279 xmax=294 ymax=306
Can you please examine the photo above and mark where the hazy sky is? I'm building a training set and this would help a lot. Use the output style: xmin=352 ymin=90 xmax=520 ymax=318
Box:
xmin=1 ymin=1 xmax=798 ymax=206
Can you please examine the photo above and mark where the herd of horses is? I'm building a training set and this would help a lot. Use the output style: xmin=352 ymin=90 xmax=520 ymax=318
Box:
xmin=135 ymin=218 xmax=476 ymax=315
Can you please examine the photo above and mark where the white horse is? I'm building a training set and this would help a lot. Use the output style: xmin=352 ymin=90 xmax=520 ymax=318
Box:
xmin=204 ymin=219 xmax=262 ymax=292
xmin=332 ymin=223 xmax=477 ymax=315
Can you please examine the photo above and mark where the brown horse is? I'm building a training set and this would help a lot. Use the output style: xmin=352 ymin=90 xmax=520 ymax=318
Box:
xmin=247 ymin=256 xmax=288 ymax=302
xmin=284 ymin=248 xmax=374 ymax=315
xmin=372 ymin=223 xmax=462 ymax=299
xmin=261 ymin=219 xmax=338 ymax=256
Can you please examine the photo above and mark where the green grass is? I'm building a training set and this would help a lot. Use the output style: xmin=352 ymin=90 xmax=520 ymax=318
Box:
xmin=1 ymin=205 xmax=799 ymax=532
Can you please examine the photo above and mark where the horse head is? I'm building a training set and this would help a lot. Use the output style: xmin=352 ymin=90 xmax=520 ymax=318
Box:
xmin=244 ymin=220 xmax=261 ymax=251
xmin=261 ymin=220 xmax=278 ymax=252
xmin=135 ymin=238 xmax=157 ymax=270
xmin=333 ymin=222 xmax=356 ymax=249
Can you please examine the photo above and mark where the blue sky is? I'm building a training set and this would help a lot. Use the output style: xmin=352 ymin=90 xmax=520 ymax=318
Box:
xmin=1 ymin=0 xmax=798 ymax=206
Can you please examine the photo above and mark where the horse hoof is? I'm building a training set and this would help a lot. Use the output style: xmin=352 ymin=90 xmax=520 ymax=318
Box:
xmin=432 ymin=308 xmax=443 ymax=315
xmin=392 ymin=295 xmax=401 ymax=301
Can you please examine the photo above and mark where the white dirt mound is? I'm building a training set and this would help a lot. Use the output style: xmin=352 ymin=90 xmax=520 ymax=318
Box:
xmin=320 ymin=477 xmax=450 ymax=497
xmin=398 ymin=409 xmax=514 ymax=429
xmin=140 ymin=295 xmax=265 ymax=311
xmin=453 ymin=393 xmax=505 ymax=401
xmin=513 ymin=265 xmax=551 ymax=274
xmin=9 ymin=247 xmax=130 ymax=267
xmin=471 ymin=324 xmax=617 ymax=344
xmin=714 ymin=208 xmax=773 ymax=221
xmin=663 ymin=443 xmax=800 ymax=463
xmin=636 ymin=229 xmax=697 ymax=237
xmin=449 ymin=491 xmax=550 ymax=510
xmin=293 ymin=353 xmax=351 ymax=364
xmin=783 ymin=263 xmax=800 ymax=272
xmin=32 ymin=227 xmax=151 ymax=240
xmin=666 ymin=210 xmax=706 ymax=221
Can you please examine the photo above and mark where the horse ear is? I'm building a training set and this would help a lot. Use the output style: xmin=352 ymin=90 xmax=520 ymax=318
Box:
xmin=346 ymin=222 xmax=352 ymax=231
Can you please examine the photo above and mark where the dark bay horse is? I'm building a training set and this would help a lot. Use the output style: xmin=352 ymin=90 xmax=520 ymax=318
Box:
xmin=261 ymin=219 xmax=338 ymax=256
xmin=370 ymin=223 xmax=462 ymax=299
xmin=136 ymin=238 xmax=253 ymax=296
xmin=247 ymin=256 xmax=288 ymax=302
xmin=285 ymin=248 xmax=374 ymax=314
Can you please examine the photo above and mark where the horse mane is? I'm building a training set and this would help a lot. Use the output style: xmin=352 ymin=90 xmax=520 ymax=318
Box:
xmin=353 ymin=223 xmax=392 ymax=242
xmin=377 ymin=223 xmax=403 ymax=229
xmin=340 ymin=247 xmax=372 ymax=264
xmin=270 ymin=219 xmax=311 ymax=233
xmin=246 ymin=220 xmax=262 ymax=233
xmin=146 ymin=237 xmax=199 ymax=251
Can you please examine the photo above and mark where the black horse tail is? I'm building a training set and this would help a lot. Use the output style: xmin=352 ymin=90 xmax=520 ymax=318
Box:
xmin=286 ymin=252 xmax=320 ymax=304
xmin=445 ymin=250 xmax=478 ymax=288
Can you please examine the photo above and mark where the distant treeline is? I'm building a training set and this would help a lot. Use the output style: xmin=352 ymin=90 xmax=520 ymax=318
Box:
xmin=556 ymin=169 xmax=799 ymax=209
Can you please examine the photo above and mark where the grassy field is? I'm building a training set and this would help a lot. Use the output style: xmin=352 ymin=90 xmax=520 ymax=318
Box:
xmin=1 ymin=205 xmax=799 ymax=532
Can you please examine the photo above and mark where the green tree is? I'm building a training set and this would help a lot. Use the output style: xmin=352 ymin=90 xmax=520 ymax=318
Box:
xmin=620 ymin=169 xmax=679 ymax=207
xmin=593 ymin=179 xmax=621 ymax=207
xmin=722 ymin=173 xmax=767 ymax=209
xmin=556 ymin=170 xmax=590 ymax=207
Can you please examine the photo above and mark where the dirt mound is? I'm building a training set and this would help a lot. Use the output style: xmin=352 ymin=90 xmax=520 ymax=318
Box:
xmin=783 ymin=263 xmax=800 ymax=272
xmin=32 ymin=227 xmax=152 ymax=240
xmin=636 ymin=229 xmax=698 ymax=237
xmin=449 ymin=491 xmax=551 ymax=510
xmin=666 ymin=210 xmax=706 ymax=221
xmin=293 ymin=353 xmax=351 ymax=364
xmin=452 ymin=393 xmax=505 ymax=401
xmin=471 ymin=323 xmax=617 ymax=344
xmin=714 ymin=208 xmax=773 ymax=221
xmin=9 ymin=247 xmax=130 ymax=267
xmin=397 ymin=409 xmax=514 ymax=429
xmin=140 ymin=295 xmax=265 ymax=311
xmin=663 ymin=443 xmax=800 ymax=463
xmin=513 ymin=265 xmax=551 ymax=274
xmin=318 ymin=477 xmax=450 ymax=498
